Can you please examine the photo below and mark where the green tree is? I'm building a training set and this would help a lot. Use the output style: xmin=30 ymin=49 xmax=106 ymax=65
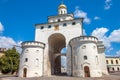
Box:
xmin=0 ymin=47 xmax=20 ymax=74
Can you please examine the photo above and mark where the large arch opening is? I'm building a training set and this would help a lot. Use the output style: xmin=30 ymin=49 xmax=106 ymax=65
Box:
xmin=48 ymin=33 xmax=66 ymax=75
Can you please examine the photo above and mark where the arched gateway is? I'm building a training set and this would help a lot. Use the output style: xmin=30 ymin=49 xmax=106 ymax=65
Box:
xmin=18 ymin=3 xmax=108 ymax=78
xmin=23 ymin=68 xmax=27 ymax=77
xmin=84 ymin=66 xmax=90 ymax=77
xmin=48 ymin=33 xmax=66 ymax=75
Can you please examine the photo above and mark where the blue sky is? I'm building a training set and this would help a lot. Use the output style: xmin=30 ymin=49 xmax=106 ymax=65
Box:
xmin=0 ymin=0 xmax=120 ymax=56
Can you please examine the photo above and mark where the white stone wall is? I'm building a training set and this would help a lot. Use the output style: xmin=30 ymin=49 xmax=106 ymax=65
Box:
xmin=18 ymin=42 xmax=45 ymax=78
xmin=48 ymin=15 xmax=73 ymax=23
xmin=66 ymin=45 xmax=72 ymax=76
xmin=98 ymin=41 xmax=109 ymax=75
xmin=99 ymin=53 xmax=109 ymax=75
xmin=35 ymin=19 xmax=83 ymax=76
xmin=35 ymin=19 xmax=83 ymax=44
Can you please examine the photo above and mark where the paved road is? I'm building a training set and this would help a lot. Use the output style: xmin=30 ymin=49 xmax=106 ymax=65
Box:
xmin=1 ymin=72 xmax=120 ymax=80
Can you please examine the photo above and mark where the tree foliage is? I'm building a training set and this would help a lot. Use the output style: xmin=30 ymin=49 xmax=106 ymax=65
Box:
xmin=0 ymin=47 xmax=20 ymax=74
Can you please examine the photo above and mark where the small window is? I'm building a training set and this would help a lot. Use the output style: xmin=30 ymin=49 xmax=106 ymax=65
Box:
xmin=25 ymin=58 xmax=28 ymax=62
xmin=41 ymin=26 xmax=44 ymax=29
xmin=112 ymin=67 xmax=114 ymax=71
xmin=117 ymin=67 xmax=119 ymax=71
xmin=63 ymin=23 xmax=67 ymax=27
xmin=58 ymin=19 xmax=60 ymax=22
xmin=93 ymin=46 xmax=96 ymax=49
xmin=111 ymin=60 xmax=113 ymax=64
xmin=107 ymin=67 xmax=110 ymax=72
xmin=82 ymin=45 xmax=86 ymax=49
xmin=25 ymin=49 xmax=29 ymax=53
xmin=72 ymin=22 xmax=76 ymax=25
xmin=61 ymin=11 xmax=63 ymax=14
xmin=54 ymin=25 xmax=59 ymax=30
xmin=64 ymin=11 xmax=65 ymax=14
xmin=48 ymin=25 xmax=51 ymax=28
xmin=106 ymin=60 xmax=108 ymax=64
xmin=116 ymin=60 xmax=118 ymax=64
xmin=36 ymin=50 xmax=39 ymax=53
xmin=84 ymin=56 xmax=87 ymax=60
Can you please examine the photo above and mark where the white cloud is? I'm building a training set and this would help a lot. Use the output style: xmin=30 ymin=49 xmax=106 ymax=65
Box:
xmin=116 ymin=50 xmax=120 ymax=56
xmin=91 ymin=27 xmax=111 ymax=48
xmin=15 ymin=41 xmax=22 ymax=53
xmin=0 ymin=36 xmax=16 ymax=48
xmin=0 ymin=21 xmax=22 ymax=53
xmin=0 ymin=36 xmax=22 ymax=53
xmin=74 ymin=6 xmax=91 ymax=24
xmin=108 ymin=29 xmax=120 ymax=42
xmin=104 ymin=0 xmax=112 ymax=10
xmin=91 ymin=27 xmax=120 ymax=54
xmin=94 ymin=16 xmax=101 ymax=20
xmin=0 ymin=22 xmax=4 ymax=33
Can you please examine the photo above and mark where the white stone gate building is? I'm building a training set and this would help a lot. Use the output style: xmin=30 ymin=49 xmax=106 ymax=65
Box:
xmin=18 ymin=3 xmax=108 ymax=78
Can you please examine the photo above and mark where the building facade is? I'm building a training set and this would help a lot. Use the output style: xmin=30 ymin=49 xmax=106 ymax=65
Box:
xmin=18 ymin=3 xmax=108 ymax=78
xmin=106 ymin=57 xmax=120 ymax=72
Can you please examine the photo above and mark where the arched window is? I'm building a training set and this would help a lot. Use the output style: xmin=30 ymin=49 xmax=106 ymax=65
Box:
xmin=84 ymin=56 xmax=87 ymax=60
xmin=63 ymin=23 xmax=67 ymax=27
xmin=112 ymin=67 xmax=114 ymax=71
xmin=72 ymin=22 xmax=76 ymax=25
xmin=64 ymin=10 xmax=65 ymax=14
xmin=82 ymin=45 xmax=86 ymax=49
xmin=117 ymin=67 xmax=119 ymax=71
xmin=48 ymin=25 xmax=51 ymax=28
xmin=25 ymin=49 xmax=29 ymax=53
xmin=106 ymin=60 xmax=108 ymax=64
xmin=58 ymin=19 xmax=60 ymax=22
xmin=111 ymin=60 xmax=113 ymax=64
xmin=41 ymin=26 xmax=44 ymax=29
xmin=107 ymin=67 xmax=110 ymax=72
xmin=116 ymin=60 xmax=118 ymax=64
xmin=25 ymin=58 xmax=28 ymax=62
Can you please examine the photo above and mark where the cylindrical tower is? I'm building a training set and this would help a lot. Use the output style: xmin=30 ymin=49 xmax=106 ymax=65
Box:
xmin=68 ymin=36 xmax=103 ymax=77
xmin=18 ymin=41 xmax=45 ymax=78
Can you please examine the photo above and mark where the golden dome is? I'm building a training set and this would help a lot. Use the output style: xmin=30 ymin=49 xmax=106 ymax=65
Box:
xmin=58 ymin=4 xmax=67 ymax=9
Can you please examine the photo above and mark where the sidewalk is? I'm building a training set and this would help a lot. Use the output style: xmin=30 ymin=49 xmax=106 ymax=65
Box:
xmin=1 ymin=72 xmax=120 ymax=80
